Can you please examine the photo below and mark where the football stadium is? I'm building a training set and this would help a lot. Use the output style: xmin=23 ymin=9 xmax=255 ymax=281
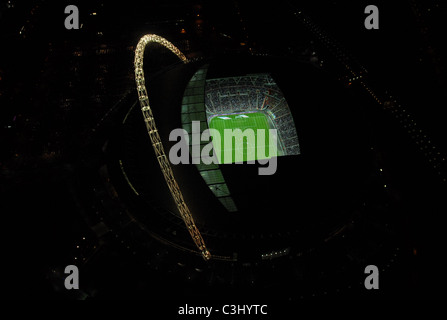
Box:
xmin=50 ymin=29 xmax=412 ymax=299
xmin=4 ymin=0 xmax=447 ymax=302
xmin=106 ymin=35 xmax=387 ymax=270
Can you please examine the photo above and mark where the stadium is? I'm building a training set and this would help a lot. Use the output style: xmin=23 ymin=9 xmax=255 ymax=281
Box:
xmin=3 ymin=0 xmax=447 ymax=301
xmin=86 ymin=34 xmax=400 ymax=299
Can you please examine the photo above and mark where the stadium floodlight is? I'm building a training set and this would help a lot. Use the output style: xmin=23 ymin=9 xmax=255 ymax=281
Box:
xmin=134 ymin=34 xmax=211 ymax=261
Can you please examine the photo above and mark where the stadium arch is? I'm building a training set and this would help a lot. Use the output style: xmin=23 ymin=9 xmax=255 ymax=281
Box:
xmin=134 ymin=34 xmax=211 ymax=260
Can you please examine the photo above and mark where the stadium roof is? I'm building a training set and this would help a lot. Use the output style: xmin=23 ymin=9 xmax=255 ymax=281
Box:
xmin=113 ymin=54 xmax=375 ymax=259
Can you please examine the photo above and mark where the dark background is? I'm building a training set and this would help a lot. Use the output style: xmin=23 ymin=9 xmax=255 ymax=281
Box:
xmin=1 ymin=0 xmax=446 ymax=300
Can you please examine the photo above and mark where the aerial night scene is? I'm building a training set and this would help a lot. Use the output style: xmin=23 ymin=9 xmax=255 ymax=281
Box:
xmin=1 ymin=0 xmax=447 ymax=307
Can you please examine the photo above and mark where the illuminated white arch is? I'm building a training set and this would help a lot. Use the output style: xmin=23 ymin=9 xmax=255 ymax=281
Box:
xmin=134 ymin=34 xmax=211 ymax=260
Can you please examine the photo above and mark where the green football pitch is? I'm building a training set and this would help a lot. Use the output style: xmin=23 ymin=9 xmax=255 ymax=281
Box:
xmin=208 ymin=112 xmax=273 ymax=164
